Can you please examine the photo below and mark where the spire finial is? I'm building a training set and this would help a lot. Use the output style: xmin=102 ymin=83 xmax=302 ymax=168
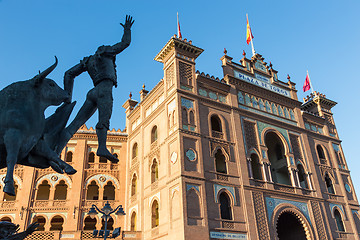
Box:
xmin=269 ymin=61 xmax=273 ymax=68
xmin=129 ymin=92 xmax=132 ymax=99
xmin=142 ymin=84 xmax=145 ymax=89
xmin=287 ymin=74 xmax=290 ymax=81
xmin=224 ymin=48 xmax=227 ymax=55
xmin=242 ymin=50 xmax=246 ymax=57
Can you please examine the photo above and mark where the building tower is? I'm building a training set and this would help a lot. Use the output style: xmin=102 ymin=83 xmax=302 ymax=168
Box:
xmin=124 ymin=36 xmax=360 ymax=239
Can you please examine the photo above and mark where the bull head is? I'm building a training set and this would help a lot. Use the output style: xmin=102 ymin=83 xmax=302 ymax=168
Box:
xmin=34 ymin=56 xmax=58 ymax=87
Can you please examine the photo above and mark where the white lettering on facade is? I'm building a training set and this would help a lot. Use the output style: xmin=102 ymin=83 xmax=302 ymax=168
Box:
xmin=234 ymin=71 xmax=290 ymax=98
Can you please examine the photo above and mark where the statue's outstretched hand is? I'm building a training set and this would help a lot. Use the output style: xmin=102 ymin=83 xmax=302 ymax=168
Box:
xmin=120 ymin=15 xmax=134 ymax=30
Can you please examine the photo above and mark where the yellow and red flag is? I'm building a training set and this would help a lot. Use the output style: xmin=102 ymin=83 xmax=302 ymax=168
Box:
xmin=246 ymin=16 xmax=254 ymax=45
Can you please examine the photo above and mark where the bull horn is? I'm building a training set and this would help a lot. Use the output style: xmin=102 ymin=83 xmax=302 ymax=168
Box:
xmin=37 ymin=56 xmax=58 ymax=80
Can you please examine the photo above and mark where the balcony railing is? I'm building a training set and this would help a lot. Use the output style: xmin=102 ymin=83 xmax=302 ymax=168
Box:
xmin=33 ymin=200 xmax=67 ymax=208
xmin=83 ymin=199 xmax=120 ymax=208
xmin=212 ymin=130 xmax=224 ymax=139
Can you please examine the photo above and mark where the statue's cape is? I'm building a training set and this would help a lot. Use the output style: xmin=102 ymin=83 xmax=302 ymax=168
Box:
xmin=18 ymin=102 xmax=76 ymax=168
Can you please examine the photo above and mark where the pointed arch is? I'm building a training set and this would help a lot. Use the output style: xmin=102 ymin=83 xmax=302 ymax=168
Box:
xmin=214 ymin=149 xmax=227 ymax=174
xmin=324 ymin=172 xmax=335 ymax=194
xmin=103 ymin=181 xmax=115 ymax=200
xmin=132 ymin=143 xmax=138 ymax=159
xmin=130 ymin=211 xmax=137 ymax=231
xmin=151 ymin=200 xmax=159 ymax=228
xmin=187 ymin=188 xmax=201 ymax=218
xmin=219 ymin=192 xmax=232 ymax=220
xmin=32 ymin=215 xmax=47 ymax=231
xmin=151 ymin=159 xmax=159 ymax=184
xmin=65 ymin=151 xmax=73 ymax=162
xmin=296 ymin=163 xmax=308 ymax=189
xmin=334 ymin=208 xmax=345 ymax=232
xmin=151 ymin=125 xmax=158 ymax=143
xmin=54 ymin=180 xmax=68 ymax=200
xmin=131 ymin=173 xmax=137 ymax=196
xmin=86 ymin=180 xmax=99 ymax=200
xmin=250 ymin=153 xmax=262 ymax=180
xmin=50 ymin=215 xmax=64 ymax=231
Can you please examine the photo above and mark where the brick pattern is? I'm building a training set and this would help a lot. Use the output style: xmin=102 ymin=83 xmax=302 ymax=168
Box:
xmin=244 ymin=120 xmax=258 ymax=150
xmin=24 ymin=232 xmax=54 ymax=240
xmin=179 ymin=61 xmax=192 ymax=86
xmin=310 ymin=201 xmax=328 ymax=240
xmin=252 ymin=191 xmax=270 ymax=240
xmin=290 ymin=134 xmax=303 ymax=161
xmin=166 ymin=63 xmax=175 ymax=88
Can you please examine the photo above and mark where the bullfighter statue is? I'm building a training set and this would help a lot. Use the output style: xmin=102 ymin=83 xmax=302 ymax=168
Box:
xmin=0 ymin=222 xmax=38 ymax=240
xmin=55 ymin=15 xmax=134 ymax=163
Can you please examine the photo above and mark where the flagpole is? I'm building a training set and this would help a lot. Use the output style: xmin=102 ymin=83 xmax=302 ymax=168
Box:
xmin=177 ymin=12 xmax=181 ymax=39
xmin=246 ymin=14 xmax=256 ymax=57
xmin=307 ymin=70 xmax=315 ymax=93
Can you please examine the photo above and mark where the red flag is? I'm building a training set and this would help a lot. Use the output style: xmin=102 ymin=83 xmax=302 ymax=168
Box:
xmin=177 ymin=12 xmax=182 ymax=39
xmin=303 ymin=73 xmax=311 ymax=92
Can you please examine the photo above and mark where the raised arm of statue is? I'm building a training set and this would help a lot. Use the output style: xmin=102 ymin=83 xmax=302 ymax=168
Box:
xmin=110 ymin=15 xmax=134 ymax=55
xmin=63 ymin=58 xmax=88 ymax=102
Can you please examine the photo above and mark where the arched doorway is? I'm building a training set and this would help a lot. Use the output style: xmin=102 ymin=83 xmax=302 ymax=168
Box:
xmin=276 ymin=212 xmax=307 ymax=240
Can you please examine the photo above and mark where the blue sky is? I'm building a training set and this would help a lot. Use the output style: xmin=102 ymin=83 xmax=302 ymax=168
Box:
xmin=1 ymin=1 xmax=360 ymax=195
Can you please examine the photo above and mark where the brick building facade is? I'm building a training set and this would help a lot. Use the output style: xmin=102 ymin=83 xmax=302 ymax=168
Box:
xmin=0 ymin=36 xmax=359 ymax=239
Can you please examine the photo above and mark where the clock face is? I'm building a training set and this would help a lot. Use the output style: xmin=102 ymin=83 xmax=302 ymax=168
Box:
xmin=170 ymin=151 xmax=178 ymax=164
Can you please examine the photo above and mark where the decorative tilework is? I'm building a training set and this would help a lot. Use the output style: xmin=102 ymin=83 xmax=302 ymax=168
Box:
xmin=180 ymin=85 xmax=192 ymax=91
xmin=245 ymin=94 xmax=251 ymax=106
xmin=181 ymin=98 xmax=194 ymax=109
xmin=209 ymin=91 xmax=217 ymax=100
xmin=252 ymin=97 xmax=259 ymax=109
xmin=329 ymin=203 xmax=345 ymax=216
xmin=186 ymin=149 xmax=196 ymax=161
xmin=85 ymin=174 xmax=120 ymax=188
xmin=199 ymin=88 xmax=207 ymax=97
xmin=265 ymin=101 xmax=271 ymax=112
xmin=259 ymin=100 xmax=265 ymax=111
xmin=278 ymin=106 xmax=283 ymax=116
xmin=290 ymin=110 xmax=295 ymax=120
xmin=284 ymin=108 xmax=289 ymax=119
xmin=345 ymin=183 xmax=351 ymax=193
xmin=256 ymin=122 xmax=292 ymax=152
xmin=290 ymin=157 xmax=294 ymax=165
xmin=252 ymin=192 xmax=271 ymax=240
xmin=265 ymin=197 xmax=311 ymax=226
xmin=238 ymin=105 xmax=296 ymax=126
xmin=214 ymin=184 xmax=236 ymax=205
xmin=219 ymin=95 xmax=227 ymax=103
xmin=186 ymin=184 xmax=200 ymax=192
xmin=238 ymin=92 xmax=245 ymax=105
xmin=332 ymin=143 xmax=340 ymax=152
xmin=352 ymin=209 xmax=358 ymax=215
xmin=271 ymin=103 xmax=277 ymax=115
xmin=311 ymin=201 xmax=328 ymax=240
xmin=262 ymin=150 xmax=267 ymax=159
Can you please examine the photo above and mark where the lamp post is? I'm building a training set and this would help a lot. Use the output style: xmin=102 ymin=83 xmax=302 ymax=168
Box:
xmin=88 ymin=201 xmax=125 ymax=240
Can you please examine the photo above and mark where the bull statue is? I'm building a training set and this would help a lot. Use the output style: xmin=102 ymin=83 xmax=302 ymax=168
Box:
xmin=0 ymin=57 xmax=76 ymax=196
xmin=0 ymin=222 xmax=38 ymax=240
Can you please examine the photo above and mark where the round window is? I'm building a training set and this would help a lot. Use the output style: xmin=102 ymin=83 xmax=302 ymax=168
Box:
xmin=186 ymin=149 xmax=196 ymax=161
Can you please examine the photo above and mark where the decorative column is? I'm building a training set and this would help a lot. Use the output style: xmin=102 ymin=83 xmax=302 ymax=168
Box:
xmin=267 ymin=164 xmax=273 ymax=182
xmin=307 ymin=172 xmax=313 ymax=190
xmin=294 ymin=169 xmax=301 ymax=187
xmin=289 ymin=167 xmax=296 ymax=187
xmin=261 ymin=164 xmax=267 ymax=182
xmin=247 ymin=158 xmax=253 ymax=179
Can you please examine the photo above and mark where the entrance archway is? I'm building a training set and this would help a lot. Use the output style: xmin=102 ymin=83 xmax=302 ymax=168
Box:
xmin=276 ymin=212 xmax=307 ymax=240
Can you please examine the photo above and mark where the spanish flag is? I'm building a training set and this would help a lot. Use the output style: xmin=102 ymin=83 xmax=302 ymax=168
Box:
xmin=246 ymin=15 xmax=254 ymax=45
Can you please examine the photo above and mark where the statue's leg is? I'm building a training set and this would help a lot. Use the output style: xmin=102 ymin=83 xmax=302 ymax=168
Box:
xmin=55 ymin=89 xmax=97 ymax=154
xmin=34 ymin=139 xmax=77 ymax=175
xmin=95 ymin=81 xmax=119 ymax=163
xmin=3 ymin=129 xmax=22 ymax=196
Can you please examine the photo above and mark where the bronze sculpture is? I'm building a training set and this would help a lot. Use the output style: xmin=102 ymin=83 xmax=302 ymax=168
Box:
xmin=55 ymin=15 xmax=134 ymax=163
xmin=0 ymin=222 xmax=38 ymax=240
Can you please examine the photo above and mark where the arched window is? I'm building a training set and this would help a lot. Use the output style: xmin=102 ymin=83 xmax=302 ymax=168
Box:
xmin=33 ymin=216 xmax=46 ymax=231
xmin=36 ymin=180 xmax=50 ymax=200
xmin=101 ymin=217 xmax=114 ymax=230
xmin=172 ymin=110 xmax=176 ymax=125
xmin=265 ymin=132 xmax=291 ymax=185
xmin=211 ymin=115 xmax=222 ymax=132
xmin=54 ymin=180 xmax=67 ymax=200
xmin=219 ymin=192 xmax=232 ymax=220
xmin=151 ymin=159 xmax=159 ymax=184
xmin=182 ymin=108 xmax=188 ymax=125
xmin=132 ymin=143 xmax=138 ymax=159
xmin=317 ymin=145 xmax=326 ymax=162
xmin=250 ymin=154 xmax=262 ymax=180
xmin=334 ymin=209 xmax=345 ymax=232
xmin=88 ymin=152 xmax=95 ymax=163
xmin=353 ymin=212 xmax=360 ymax=234
xmin=130 ymin=212 xmax=137 ymax=231
xmin=103 ymin=182 xmax=115 ymax=200
xmin=66 ymin=151 xmax=73 ymax=163
xmin=50 ymin=215 xmax=64 ymax=231
xmin=189 ymin=110 xmax=195 ymax=126
xmin=86 ymin=181 xmax=99 ymax=200
xmin=297 ymin=164 xmax=308 ymax=189
xmin=0 ymin=217 xmax=12 ymax=222
xmin=151 ymin=126 xmax=158 ymax=143
xmin=325 ymin=173 xmax=335 ymax=194
xmin=4 ymin=184 xmax=17 ymax=201
xmin=186 ymin=189 xmax=201 ymax=218
xmin=83 ymin=216 xmax=97 ymax=230
xmin=151 ymin=200 xmax=159 ymax=228
xmin=99 ymin=156 xmax=107 ymax=163
xmin=215 ymin=149 xmax=227 ymax=174
xmin=131 ymin=174 xmax=137 ymax=196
